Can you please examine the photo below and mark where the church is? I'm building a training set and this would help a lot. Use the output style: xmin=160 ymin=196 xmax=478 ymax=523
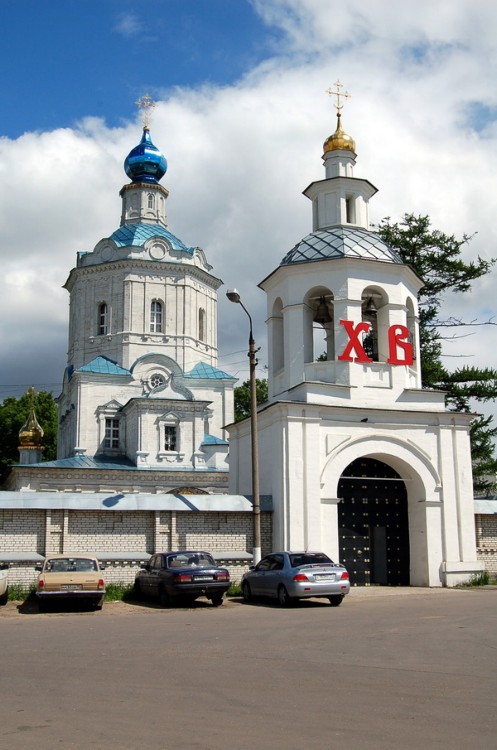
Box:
xmin=0 ymin=93 xmax=489 ymax=587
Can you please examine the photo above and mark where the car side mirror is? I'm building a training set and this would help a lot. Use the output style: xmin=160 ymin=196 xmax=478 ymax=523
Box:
xmin=248 ymin=565 xmax=256 ymax=571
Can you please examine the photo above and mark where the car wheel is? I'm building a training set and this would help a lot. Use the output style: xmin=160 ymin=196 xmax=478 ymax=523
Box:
xmin=277 ymin=585 xmax=292 ymax=607
xmin=159 ymin=586 xmax=171 ymax=608
xmin=211 ymin=595 xmax=224 ymax=607
xmin=328 ymin=595 xmax=344 ymax=607
xmin=133 ymin=580 xmax=142 ymax=600
xmin=242 ymin=581 xmax=252 ymax=602
xmin=0 ymin=588 xmax=7 ymax=606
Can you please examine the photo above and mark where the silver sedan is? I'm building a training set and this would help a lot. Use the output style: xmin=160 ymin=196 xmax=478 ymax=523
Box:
xmin=241 ymin=551 xmax=350 ymax=607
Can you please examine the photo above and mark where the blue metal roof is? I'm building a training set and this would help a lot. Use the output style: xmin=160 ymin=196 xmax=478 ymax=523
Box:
xmin=186 ymin=362 xmax=236 ymax=380
xmin=110 ymin=224 xmax=194 ymax=254
xmin=202 ymin=434 xmax=229 ymax=446
xmin=78 ymin=356 xmax=131 ymax=376
xmin=281 ymin=226 xmax=403 ymax=266
xmin=31 ymin=455 xmax=137 ymax=470
xmin=20 ymin=455 xmax=225 ymax=472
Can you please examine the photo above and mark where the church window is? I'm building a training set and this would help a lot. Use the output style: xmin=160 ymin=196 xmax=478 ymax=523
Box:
xmin=150 ymin=373 xmax=165 ymax=389
xmin=98 ymin=303 xmax=108 ymax=335
xmin=150 ymin=300 xmax=163 ymax=332
xmin=346 ymin=196 xmax=356 ymax=224
xmin=164 ymin=425 xmax=177 ymax=451
xmin=104 ymin=418 xmax=119 ymax=449
xmin=198 ymin=308 xmax=206 ymax=341
xmin=147 ymin=193 xmax=154 ymax=209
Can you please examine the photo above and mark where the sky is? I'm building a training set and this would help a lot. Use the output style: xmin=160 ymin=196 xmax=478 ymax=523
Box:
xmin=1 ymin=0 xmax=497 ymax=425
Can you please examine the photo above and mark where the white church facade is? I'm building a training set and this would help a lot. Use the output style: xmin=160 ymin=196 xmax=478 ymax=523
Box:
xmin=227 ymin=108 xmax=484 ymax=587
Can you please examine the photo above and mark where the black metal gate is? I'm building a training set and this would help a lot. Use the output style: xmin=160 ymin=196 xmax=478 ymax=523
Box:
xmin=337 ymin=457 xmax=410 ymax=586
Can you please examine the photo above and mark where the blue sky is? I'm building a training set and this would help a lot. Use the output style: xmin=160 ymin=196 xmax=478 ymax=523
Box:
xmin=3 ymin=1 xmax=278 ymax=138
xmin=1 ymin=0 xmax=497 ymax=409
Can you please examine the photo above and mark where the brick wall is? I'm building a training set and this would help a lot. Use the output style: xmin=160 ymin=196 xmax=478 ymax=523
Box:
xmin=0 ymin=508 xmax=272 ymax=588
xmin=475 ymin=514 xmax=497 ymax=575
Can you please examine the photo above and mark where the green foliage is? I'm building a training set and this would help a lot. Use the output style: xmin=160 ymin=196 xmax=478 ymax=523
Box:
xmin=377 ymin=214 xmax=497 ymax=494
xmin=104 ymin=582 xmax=135 ymax=601
xmin=0 ymin=390 xmax=58 ymax=471
xmin=8 ymin=582 xmax=36 ymax=601
xmin=234 ymin=378 xmax=268 ymax=422
xmin=464 ymin=570 xmax=490 ymax=587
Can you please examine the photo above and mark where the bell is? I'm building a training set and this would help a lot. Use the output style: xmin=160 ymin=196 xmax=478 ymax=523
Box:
xmin=313 ymin=296 xmax=332 ymax=325
xmin=364 ymin=296 xmax=376 ymax=316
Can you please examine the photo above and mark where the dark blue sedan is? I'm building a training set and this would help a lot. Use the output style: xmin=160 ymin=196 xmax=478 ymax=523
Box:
xmin=134 ymin=551 xmax=230 ymax=607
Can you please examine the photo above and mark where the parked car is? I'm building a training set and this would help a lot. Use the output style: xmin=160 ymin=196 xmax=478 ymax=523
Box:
xmin=35 ymin=554 xmax=105 ymax=611
xmin=241 ymin=551 xmax=350 ymax=606
xmin=134 ymin=551 xmax=230 ymax=607
xmin=0 ymin=563 xmax=9 ymax=606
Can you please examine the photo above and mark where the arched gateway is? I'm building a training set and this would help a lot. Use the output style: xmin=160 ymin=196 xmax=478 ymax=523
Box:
xmin=338 ymin=458 xmax=409 ymax=586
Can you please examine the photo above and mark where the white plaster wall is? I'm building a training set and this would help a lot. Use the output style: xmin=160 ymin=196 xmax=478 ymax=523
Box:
xmin=227 ymin=401 xmax=481 ymax=587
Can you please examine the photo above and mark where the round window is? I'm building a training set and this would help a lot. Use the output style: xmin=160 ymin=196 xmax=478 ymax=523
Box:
xmin=150 ymin=373 xmax=165 ymax=388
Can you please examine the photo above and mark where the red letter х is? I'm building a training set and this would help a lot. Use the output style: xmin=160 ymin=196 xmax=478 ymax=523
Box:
xmin=387 ymin=325 xmax=413 ymax=365
xmin=338 ymin=320 xmax=373 ymax=363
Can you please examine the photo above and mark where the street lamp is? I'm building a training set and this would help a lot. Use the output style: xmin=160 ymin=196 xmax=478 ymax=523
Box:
xmin=226 ymin=289 xmax=261 ymax=565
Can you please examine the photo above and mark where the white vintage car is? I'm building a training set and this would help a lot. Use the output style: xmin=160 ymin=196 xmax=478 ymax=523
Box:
xmin=0 ymin=564 xmax=9 ymax=606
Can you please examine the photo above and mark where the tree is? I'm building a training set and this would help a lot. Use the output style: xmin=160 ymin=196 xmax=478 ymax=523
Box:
xmin=0 ymin=390 xmax=58 ymax=471
xmin=377 ymin=214 xmax=497 ymax=494
xmin=234 ymin=378 xmax=268 ymax=422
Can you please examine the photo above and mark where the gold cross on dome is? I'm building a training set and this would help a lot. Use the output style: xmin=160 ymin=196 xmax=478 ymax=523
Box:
xmin=136 ymin=94 xmax=156 ymax=128
xmin=326 ymin=80 xmax=351 ymax=112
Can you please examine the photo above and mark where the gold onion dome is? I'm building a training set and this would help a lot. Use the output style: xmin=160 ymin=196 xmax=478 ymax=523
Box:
xmin=19 ymin=410 xmax=44 ymax=447
xmin=323 ymin=112 xmax=356 ymax=154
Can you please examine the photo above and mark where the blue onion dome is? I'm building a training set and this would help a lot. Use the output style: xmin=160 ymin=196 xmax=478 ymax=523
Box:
xmin=124 ymin=127 xmax=167 ymax=184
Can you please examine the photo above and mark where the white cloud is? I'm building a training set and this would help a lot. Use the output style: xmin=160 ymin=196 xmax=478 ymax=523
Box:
xmin=113 ymin=12 xmax=144 ymax=39
xmin=1 ymin=0 xmax=497 ymax=419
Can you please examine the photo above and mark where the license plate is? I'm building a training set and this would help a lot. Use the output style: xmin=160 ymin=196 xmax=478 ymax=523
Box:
xmin=60 ymin=584 xmax=83 ymax=591
xmin=194 ymin=575 xmax=213 ymax=581
xmin=315 ymin=574 xmax=335 ymax=581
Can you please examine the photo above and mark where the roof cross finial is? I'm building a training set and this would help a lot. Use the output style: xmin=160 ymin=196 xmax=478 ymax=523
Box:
xmin=136 ymin=93 xmax=156 ymax=129
xmin=325 ymin=80 xmax=351 ymax=113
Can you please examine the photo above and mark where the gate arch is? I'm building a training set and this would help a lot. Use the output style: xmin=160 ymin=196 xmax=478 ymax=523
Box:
xmin=320 ymin=435 xmax=443 ymax=587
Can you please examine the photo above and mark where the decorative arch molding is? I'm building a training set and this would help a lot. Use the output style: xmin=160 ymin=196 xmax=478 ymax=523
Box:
xmin=130 ymin=353 xmax=184 ymax=377
xmin=131 ymin=353 xmax=194 ymax=400
xmin=320 ymin=433 xmax=441 ymax=500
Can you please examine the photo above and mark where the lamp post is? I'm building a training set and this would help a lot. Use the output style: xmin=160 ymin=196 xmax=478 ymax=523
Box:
xmin=226 ymin=289 xmax=261 ymax=565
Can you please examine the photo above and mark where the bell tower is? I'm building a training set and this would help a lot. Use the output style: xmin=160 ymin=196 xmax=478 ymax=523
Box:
xmin=260 ymin=81 xmax=423 ymax=406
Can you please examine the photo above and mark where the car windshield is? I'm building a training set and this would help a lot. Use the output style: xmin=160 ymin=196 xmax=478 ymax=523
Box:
xmin=167 ymin=553 xmax=215 ymax=569
xmin=289 ymin=553 xmax=333 ymax=568
xmin=45 ymin=558 xmax=97 ymax=573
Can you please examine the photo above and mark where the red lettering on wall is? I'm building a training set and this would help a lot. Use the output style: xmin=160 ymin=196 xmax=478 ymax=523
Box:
xmin=337 ymin=320 xmax=373 ymax=363
xmin=387 ymin=325 xmax=413 ymax=365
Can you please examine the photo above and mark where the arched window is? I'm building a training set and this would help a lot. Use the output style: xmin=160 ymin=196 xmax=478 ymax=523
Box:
xmin=150 ymin=300 xmax=163 ymax=333
xmin=98 ymin=303 xmax=108 ymax=336
xmin=272 ymin=298 xmax=284 ymax=371
xmin=147 ymin=193 xmax=154 ymax=209
xmin=198 ymin=308 xmax=206 ymax=341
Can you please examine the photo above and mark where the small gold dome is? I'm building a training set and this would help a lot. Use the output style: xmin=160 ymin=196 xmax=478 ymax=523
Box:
xmin=323 ymin=112 xmax=356 ymax=154
xmin=19 ymin=410 xmax=44 ymax=447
